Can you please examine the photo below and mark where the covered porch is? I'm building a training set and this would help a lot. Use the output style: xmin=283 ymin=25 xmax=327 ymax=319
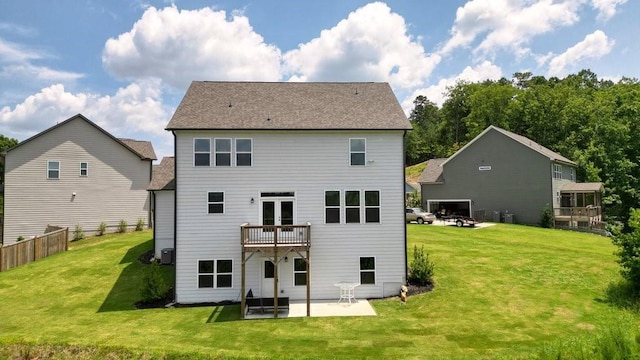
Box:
xmin=554 ymin=182 xmax=604 ymax=228
xmin=240 ymin=223 xmax=311 ymax=319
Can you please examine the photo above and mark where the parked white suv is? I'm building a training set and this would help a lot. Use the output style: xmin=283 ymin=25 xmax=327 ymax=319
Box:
xmin=406 ymin=208 xmax=436 ymax=224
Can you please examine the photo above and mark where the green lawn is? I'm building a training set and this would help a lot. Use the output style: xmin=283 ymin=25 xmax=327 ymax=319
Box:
xmin=0 ymin=225 xmax=638 ymax=359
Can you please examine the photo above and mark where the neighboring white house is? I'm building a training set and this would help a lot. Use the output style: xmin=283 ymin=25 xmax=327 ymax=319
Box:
xmin=165 ymin=81 xmax=411 ymax=309
xmin=2 ymin=114 xmax=156 ymax=244
xmin=148 ymin=156 xmax=175 ymax=259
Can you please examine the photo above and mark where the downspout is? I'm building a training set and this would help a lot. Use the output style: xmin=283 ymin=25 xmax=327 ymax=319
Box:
xmin=151 ymin=191 xmax=156 ymax=256
xmin=172 ymin=131 xmax=178 ymax=303
xmin=402 ymin=130 xmax=408 ymax=284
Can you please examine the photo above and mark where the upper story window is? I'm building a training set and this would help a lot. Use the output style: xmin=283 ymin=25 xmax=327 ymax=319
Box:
xmin=47 ymin=160 xmax=60 ymax=179
xmin=364 ymin=191 xmax=380 ymax=223
xmin=349 ymin=138 xmax=366 ymax=166
xmin=194 ymin=139 xmax=211 ymax=166
xmin=553 ymin=164 xmax=562 ymax=180
xmin=207 ymin=192 xmax=224 ymax=214
xmin=214 ymin=139 xmax=231 ymax=166
xmin=324 ymin=190 xmax=341 ymax=224
xmin=79 ymin=162 xmax=88 ymax=177
xmin=236 ymin=139 xmax=252 ymax=166
xmin=345 ymin=190 xmax=361 ymax=223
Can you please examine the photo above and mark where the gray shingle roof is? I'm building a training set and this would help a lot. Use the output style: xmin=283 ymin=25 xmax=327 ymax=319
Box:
xmin=119 ymin=138 xmax=157 ymax=160
xmin=561 ymin=182 xmax=604 ymax=192
xmin=491 ymin=126 xmax=575 ymax=165
xmin=417 ymin=158 xmax=447 ymax=184
xmin=148 ymin=156 xmax=175 ymax=191
xmin=166 ymin=81 xmax=412 ymax=130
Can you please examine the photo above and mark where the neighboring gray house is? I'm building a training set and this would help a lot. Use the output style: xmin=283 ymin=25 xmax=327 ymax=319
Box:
xmin=1 ymin=114 xmax=156 ymax=244
xmin=148 ymin=156 xmax=175 ymax=259
xmin=165 ymin=81 xmax=411 ymax=313
xmin=419 ymin=125 xmax=604 ymax=226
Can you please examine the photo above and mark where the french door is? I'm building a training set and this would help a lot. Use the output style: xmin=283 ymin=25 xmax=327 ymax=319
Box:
xmin=259 ymin=193 xmax=295 ymax=239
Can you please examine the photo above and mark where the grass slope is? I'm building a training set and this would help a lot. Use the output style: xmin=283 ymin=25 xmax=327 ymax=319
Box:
xmin=0 ymin=226 xmax=637 ymax=359
xmin=405 ymin=161 xmax=427 ymax=185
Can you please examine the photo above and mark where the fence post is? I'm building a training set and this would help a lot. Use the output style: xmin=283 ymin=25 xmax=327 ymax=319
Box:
xmin=65 ymin=227 xmax=69 ymax=251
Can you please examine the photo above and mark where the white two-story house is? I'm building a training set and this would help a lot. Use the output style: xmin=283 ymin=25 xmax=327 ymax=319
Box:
xmin=165 ymin=81 xmax=411 ymax=313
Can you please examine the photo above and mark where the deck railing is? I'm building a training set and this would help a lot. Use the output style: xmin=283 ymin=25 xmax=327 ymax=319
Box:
xmin=554 ymin=206 xmax=601 ymax=219
xmin=241 ymin=223 xmax=311 ymax=247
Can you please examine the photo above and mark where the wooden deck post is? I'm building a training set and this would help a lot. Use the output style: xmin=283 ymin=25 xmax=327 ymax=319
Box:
xmin=306 ymin=224 xmax=311 ymax=317
xmin=240 ymin=226 xmax=246 ymax=319
xmin=273 ymin=227 xmax=279 ymax=318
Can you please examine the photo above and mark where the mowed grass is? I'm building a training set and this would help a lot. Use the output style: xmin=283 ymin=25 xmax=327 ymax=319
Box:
xmin=0 ymin=225 xmax=638 ymax=359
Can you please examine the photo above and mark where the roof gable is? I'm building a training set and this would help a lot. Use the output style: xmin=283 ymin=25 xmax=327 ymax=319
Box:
xmin=149 ymin=156 xmax=175 ymax=191
xmin=4 ymin=114 xmax=157 ymax=160
xmin=417 ymin=158 xmax=447 ymax=184
xmin=441 ymin=125 xmax=575 ymax=167
xmin=166 ymin=81 xmax=412 ymax=130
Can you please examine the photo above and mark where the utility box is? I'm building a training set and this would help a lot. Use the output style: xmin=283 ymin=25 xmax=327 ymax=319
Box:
xmin=493 ymin=211 xmax=502 ymax=223
xmin=161 ymin=248 xmax=174 ymax=265
xmin=504 ymin=213 xmax=515 ymax=224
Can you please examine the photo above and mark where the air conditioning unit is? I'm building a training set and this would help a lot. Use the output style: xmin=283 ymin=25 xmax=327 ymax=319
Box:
xmin=161 ymin=248 xmax=174 ymax=265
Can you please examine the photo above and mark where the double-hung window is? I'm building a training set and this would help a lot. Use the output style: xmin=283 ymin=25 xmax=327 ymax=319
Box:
xmin=198 ymin=260 xmax=233 ymax=288
xmin=47 ymin=161 xmax=60 ymax=179
xmin=79 ymin=162 xmax=88 ymax=177
xmin=325 ymin=190 xmax=341 ymax=223
xmin=364 ymin=191 xmax=380 ymax=223
xmin=349 ymin=138 xmax=366 ymax=166
xmin=345 ymin=190 xmax=361 ymax=223
xmin=236 ymin=139 xmax=252 ymax=166
xmin=214 ymin=139 xmax=231 ymax=166
xmin=194 ymin=139 xmax=211 ymax=166
xmin=553 ymin=164 xmax=562 ymax=179
xmin=207 ymin=192 xmax=224 ymax=214
xmin=359 ymin=257 xmax=375 ymax=285
xmin=293 ymin=258 xmax=307 ymax=286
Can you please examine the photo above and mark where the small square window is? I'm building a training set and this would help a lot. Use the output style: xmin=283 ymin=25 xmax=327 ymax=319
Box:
xmin=208 ymin=192 xmax=224 ymax=214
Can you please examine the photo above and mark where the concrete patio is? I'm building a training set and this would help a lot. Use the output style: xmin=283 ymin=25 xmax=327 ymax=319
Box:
xmin=244 ymin=299 xmax=377 ymax=319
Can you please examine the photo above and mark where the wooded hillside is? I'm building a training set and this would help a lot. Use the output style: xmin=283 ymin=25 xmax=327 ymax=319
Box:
xmin=406 ymin=69 xmax=640 ymax=224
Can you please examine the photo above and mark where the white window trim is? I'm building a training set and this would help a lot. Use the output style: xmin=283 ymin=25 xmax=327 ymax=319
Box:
xmin=235 ymin=138 xmax=253 ymax=167
xmin=324 ymin=190 xmax=342 ymax=224
xmin=345 ymin=190 xmax=361 ymax=224
xmin=293 ymin=257 xmax=307 ymax=286
xmin=47 ymin=160 xmax=60 ymax=180
xmin=359 ymin=256 xmax=376 ymax=285
xmin=364 ymin=190 xmax=381 ymax=224
xmin=349 ymin=138 xmax=366 ymax=166
xmin=214 ymin=138 xmax=232 ymax=167
xmin=193 ymin=138 xmax=211 ymax=167
xmin=197 ymin=259 xmax=233 ymax=289
xmin=553 ymin=164 xmax=562 ymax=180
xmin=206 ymin=191 xmax=225 ymax=215
xmin=79 ymin=162 xmax=88 ymax=177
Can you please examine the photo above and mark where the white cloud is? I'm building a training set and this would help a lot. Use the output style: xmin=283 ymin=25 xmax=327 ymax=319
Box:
xmin=283 ymin=2 xmax=440 ymax=88
xmin=591 ymin=0 xmax=628 ymax=21
xmin=547 ymin=30 xmax=614 ymax=76
xmin=0 ymin=81 xmax=173 ymax=158
xmin=0 ymin=38 xmax=44 ymax=62
xmin=102 ymin=5 xmax=282 ymax=89
xmin=401 ymin=61 xmax=503 ymax=111
xmin=440 ymin=0 xmax=581 ymax=57
xmin=0 ymin=63 xmax=83 ymax=82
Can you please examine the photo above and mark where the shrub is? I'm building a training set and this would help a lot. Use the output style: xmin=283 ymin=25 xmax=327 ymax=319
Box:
xmin=408 ymin=245 xmax=435 ymax=286
xmin=73 ymin=224 xmax=85 ymax=241
xmin=117 ymin=219 xmax=127 ymax=233
xmin=135 ymin=218 xmax=145 ymax=231
xmin=16 ymin=236 xmax=24 ymax=242
xmin=97 ymin=222 xmax=107 ymax=236
xmin=540 ymin=204 xmax=555 ymax=228
xmin=406 ymin=189 xmax=421 ymax=208
xmin=611 ymin=208 xmax=640 ymax=295
xmin=140 ymin=261 xmax=170 ymax=303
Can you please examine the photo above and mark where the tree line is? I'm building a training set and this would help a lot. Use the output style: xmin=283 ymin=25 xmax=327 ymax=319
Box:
xmin=406 ymin=69 xmax=640 ymax=225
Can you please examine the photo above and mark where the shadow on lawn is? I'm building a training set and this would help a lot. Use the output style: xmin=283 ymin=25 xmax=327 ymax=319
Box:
xmin=595 ymin=279 xmax=640 ymax=313
xmin=206 ymin=305 xmax=241 ymax=323
xmin=97 ymin=239 xmax=157 ymax=313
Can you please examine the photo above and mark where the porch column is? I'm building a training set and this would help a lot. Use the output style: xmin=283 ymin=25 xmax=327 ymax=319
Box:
xmin=273 ymin=228 xmax=279 ymax=318
xmin=240 ymin=227 xmax=246 ymax=319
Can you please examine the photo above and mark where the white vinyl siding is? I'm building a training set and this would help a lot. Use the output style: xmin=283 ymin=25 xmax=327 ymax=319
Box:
xmin=153 ymin=190 xmax=175 ymax=259
xmin=173 ymin=130 xmax=405 ymax=303
xmin=3 ymin=117 xmax=151 ymax=244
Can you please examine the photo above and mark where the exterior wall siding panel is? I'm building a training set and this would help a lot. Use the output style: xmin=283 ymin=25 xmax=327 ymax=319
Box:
xmin=175 ymin=130 xmax=406 ymax=303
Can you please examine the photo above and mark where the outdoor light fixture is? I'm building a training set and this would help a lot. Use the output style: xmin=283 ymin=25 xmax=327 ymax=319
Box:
xmin=250 ymin=197 xmax=255 ymax=204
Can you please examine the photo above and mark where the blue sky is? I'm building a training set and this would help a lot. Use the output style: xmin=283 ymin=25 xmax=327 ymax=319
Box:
xmin=0 ymin=0 xmax=637 ymax=159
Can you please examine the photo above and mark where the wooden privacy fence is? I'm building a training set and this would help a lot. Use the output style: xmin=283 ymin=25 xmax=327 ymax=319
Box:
xmin=0 ymin=226 xmax=69 ymax=272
